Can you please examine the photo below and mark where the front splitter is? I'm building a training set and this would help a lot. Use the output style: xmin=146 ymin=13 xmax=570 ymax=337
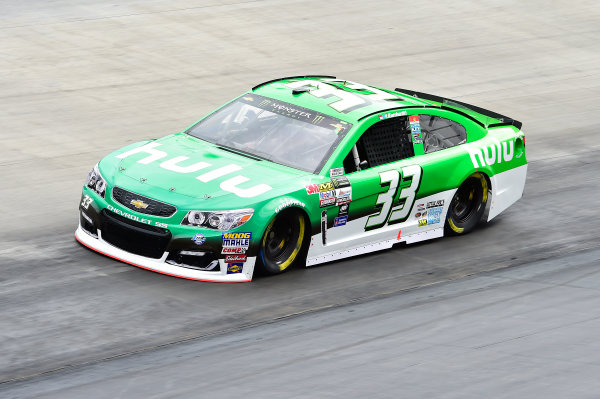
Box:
xmin=74 ymin=225 xmax=254 ymax=283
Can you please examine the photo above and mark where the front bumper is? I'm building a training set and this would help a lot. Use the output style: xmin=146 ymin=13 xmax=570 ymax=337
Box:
xmin=76 ymin=182 xmax=261 ymax=282
xmin=75 ymin=224 xmax=255 ymax=282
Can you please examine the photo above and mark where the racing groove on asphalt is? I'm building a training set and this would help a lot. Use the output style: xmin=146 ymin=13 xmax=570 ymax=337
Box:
xmin=1 ymin=0 xmax=599 ymax=393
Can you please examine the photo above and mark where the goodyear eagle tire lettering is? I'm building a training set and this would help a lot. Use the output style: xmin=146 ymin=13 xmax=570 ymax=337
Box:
xmin=258 ymin=210 xmax=307 ymax=275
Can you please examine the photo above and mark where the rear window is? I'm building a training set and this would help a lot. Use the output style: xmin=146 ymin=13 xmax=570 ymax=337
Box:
xmin=419 ymin=115 xmax=467 ymax=153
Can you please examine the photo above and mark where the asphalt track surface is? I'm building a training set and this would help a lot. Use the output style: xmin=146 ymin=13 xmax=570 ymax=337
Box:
xmin=0 ymin=0 xmax=599 ymax=397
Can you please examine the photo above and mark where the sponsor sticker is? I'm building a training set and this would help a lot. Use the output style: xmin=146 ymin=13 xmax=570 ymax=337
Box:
xmin=426 ymin=200 xmax=444 ymax=208
xmin=319 ymin=191 xmax=335 ymax=200
xmin=270 ymin=102 xmax=313 ymax=120
xmin=415 ymin=210 xmax=428 ymax=219
xmin=331 ymin=176 xmax=350 ymax=189
xmin=427 ymin=207 xmax=443 ymax=225
xmin=192 ymin=233 xmax=206 ymax=245
xmin=335 ymin=187 xmax=352 ymax=205
xmin=227 ymin=263 xmax=244 ymax=274
xmin=221 ymin=232 xmax=251 ymax=254
xmin=334 ymin=215 xmax=348 ymax=227
xmin=418 ymin=219 xmax=428 ymax=227
xmin=320 ymin=198 xmax=336 ymax=208
xmin=378 ymin=110 xmax=407 ymax=120
xmin=409 ymin=115 xmax=423 ymax=144
xmin=318 ymin=182 xmax=334 ymax=192
xmin=225 ymin=254 xmax=247 ymax=263
xmin=330 ymin=167 xmax=344 ymax=177
xmin=305 ymin=184 xmax=319 ymax=195
xmin=222 ymin=247 xmax=247 ymax=254
xmin=338 ymin=203 xmax=349 ymax=216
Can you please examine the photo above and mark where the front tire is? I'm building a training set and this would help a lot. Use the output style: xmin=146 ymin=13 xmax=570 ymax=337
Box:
xmin=258 ymin=210 xmax=307 ymax=275
xmin=445 ymin=173 xmax=488 ymax=235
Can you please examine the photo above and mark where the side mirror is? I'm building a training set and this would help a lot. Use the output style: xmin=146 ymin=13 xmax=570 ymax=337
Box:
xmin=358 ymin=160 xmax=369 ymax=171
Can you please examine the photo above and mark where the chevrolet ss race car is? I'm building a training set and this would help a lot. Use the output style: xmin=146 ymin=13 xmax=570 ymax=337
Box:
xmin=75 ymin=75 xmax=527 ymax=282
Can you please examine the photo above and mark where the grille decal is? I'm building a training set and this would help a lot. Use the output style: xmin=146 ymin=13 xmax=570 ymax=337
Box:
xmin=112 ymin=186 xmax=177 ymax=217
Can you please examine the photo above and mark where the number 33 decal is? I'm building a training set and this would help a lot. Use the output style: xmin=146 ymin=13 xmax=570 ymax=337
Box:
xmin=365 ymin=165 xmax=422 ymax=230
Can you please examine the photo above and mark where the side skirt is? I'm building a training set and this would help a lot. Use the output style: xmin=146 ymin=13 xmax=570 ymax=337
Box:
xmin=306 ymin=227 xmax=443 ymax=266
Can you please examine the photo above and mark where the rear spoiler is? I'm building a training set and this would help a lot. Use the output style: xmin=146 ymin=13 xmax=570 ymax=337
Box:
xmin=394 ymin=88 xmax=522 ymax=130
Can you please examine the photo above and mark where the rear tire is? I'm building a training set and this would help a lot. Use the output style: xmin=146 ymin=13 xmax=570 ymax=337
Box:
xmin=445 ymin=173 xmax=488 ymax=235
xmin=258 ymin=210 xmax=307 ymax=275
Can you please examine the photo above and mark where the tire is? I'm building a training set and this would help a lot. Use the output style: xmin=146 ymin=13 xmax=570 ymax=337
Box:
xmin=445 ymin=173 xmax=488 ymax=235
xmin=258 ymin=210 xmax=307 ymax=275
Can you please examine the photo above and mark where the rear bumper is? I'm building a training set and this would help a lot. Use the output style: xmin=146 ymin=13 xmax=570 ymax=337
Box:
xmin=75 ymin=224 xmax=255 ymax=283
xmin=487 ymin=164 xmax=528 ymax=221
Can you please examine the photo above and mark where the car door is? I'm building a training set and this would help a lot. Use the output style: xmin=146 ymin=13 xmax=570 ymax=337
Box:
xmin=317 ymin=115 xmax=423 ymax=249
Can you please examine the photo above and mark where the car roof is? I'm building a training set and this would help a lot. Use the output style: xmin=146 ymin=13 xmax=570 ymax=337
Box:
xmin=251 ymin=76 xmax=429 ymax=123
xmin=251 ymin=76 xmax=521 ymax=129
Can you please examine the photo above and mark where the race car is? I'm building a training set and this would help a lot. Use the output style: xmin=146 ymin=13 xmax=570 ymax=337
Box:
xmin=75 ymin=75 xmax=527 ymax=282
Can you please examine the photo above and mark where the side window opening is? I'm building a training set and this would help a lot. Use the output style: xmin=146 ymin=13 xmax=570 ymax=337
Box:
xmin=419 ymin=115 xmax=467 ymax=154
xmin=343 ymin=116 xmax=414 ymax=173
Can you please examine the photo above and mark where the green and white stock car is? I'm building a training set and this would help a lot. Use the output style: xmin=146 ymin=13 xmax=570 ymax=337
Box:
xmin=76 ymin=76 xmax=527 ymax=282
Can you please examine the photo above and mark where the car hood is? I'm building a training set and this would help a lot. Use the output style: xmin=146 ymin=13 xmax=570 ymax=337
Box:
xmin=100 ymin=134 xmax=309 ymax=207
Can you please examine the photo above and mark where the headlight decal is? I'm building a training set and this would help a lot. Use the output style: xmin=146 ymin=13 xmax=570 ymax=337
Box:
xmin=181 ymin=209 xmax=253 ymax=231
xmin=86 ymin=164 xmax=107 ymax=198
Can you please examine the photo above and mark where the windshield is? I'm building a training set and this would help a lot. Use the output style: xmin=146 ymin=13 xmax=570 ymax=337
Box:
xmin=186 ymin=94 xmax=352 ymax=173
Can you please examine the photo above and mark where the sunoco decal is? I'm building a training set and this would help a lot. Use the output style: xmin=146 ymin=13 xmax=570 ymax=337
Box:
xmin=227 ymin=263 xmax=244 ymax=274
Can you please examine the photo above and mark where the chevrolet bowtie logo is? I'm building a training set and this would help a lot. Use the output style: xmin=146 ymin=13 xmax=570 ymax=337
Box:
xmin=130 ymin=199 xmax=149 ymax=209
